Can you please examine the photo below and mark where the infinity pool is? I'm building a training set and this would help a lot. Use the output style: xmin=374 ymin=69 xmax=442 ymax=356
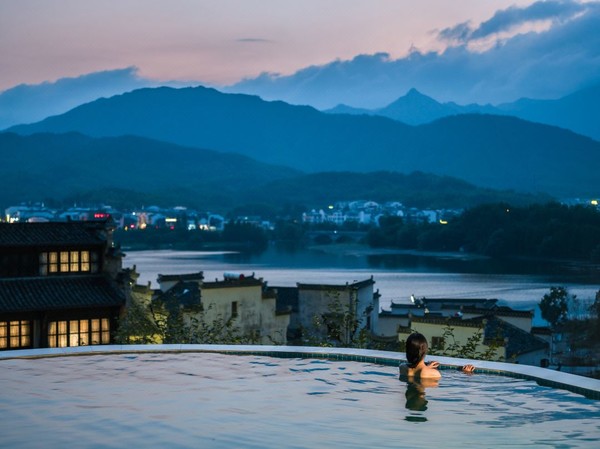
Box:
xmin=1 ymin=351 xmax=599 ymax=448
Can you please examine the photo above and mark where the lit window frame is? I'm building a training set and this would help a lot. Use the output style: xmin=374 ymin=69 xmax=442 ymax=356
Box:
xmin=0 ymin=320 xmax=31 ymax=350
xmin=48 ymin=318 xmax=110 ymax=348
xmin=39 ymin=250 xmax=98 ymax=275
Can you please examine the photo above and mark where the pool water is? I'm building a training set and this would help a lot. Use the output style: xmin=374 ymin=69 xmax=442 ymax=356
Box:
xmin=0 ymin=352 xmax=599 ymax=448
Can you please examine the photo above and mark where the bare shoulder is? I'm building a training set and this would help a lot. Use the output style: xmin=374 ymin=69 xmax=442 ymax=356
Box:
xmin=420 ymin=365 xmax=442 ymax=379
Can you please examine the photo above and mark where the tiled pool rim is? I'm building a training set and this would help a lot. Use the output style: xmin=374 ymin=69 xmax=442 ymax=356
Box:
xmin=2 ymin=344 xmax=599 ymax=400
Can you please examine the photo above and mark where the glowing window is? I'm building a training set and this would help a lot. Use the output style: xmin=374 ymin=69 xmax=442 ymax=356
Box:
xmin=0 ymin=321 xmax=31 ymax=350
xmin=48 ymin=318 xmax=110 ymax=348
xmin=81 ymin=251 xmax=90 ymax=272
xmin=60 ymin=252 xmax=69 ymax=272
xmin=49 ymin=252 xmax=58 ymax=273
xmin=70 ymin=251 xmax=79 ymax=272
xmin=40 ymin=250 xmax=98 ymax=275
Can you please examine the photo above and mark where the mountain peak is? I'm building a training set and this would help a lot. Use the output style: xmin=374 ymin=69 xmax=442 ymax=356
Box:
xmin=374 ymin=88 xmax=449 ymax=125
xmin=405 ymin=88 xmax=426 ymax=98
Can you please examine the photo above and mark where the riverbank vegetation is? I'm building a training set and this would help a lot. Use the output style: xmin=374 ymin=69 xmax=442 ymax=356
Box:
xmin=367 ymin=202 xmax=600 ymax=262
xmin=539 ymin=286 xmax=600 ymax=377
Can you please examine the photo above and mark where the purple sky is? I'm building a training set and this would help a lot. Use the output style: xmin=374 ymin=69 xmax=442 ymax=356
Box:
xmin=0 ymin=0 xmax=541 ymax=91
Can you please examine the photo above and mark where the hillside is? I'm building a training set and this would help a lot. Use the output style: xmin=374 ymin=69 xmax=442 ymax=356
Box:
xmin=0 ymin=132 xmax=300 ymax=211
xmin=0 ymin=132 xmax=548 ymax=212
xmin=495 ymin=84 xmax=600 ymax=142
xmin=8 ymin=86 xmax=600 ymax=197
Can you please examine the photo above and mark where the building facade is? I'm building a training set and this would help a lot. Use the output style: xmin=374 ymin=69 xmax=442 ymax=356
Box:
xmin=0 ymin=221 xmax=127 ymax=350
xmin=386 ymin=297 xmax=549 ymax=366
xmin=280 ymin=277 xmax=378 ymax=345
xmin=153 ymin=272 xmax=291 ymax=345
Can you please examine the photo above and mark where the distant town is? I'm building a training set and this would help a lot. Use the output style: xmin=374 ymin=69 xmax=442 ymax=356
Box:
xmin=3 ymin=200 xmax=467 ymax=230
xmin=4 ymin=197 xmax=598 ymax=229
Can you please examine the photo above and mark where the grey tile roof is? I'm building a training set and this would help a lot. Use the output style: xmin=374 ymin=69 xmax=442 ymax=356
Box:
xmin=157 ymin=272 xmax=204 ymax=283
xmin=484 ymin=316 xmax=548 ymax=358
xmin=202 ymin=277 xmax=264 ymax=289
xmin=297 ymin=277 xmax=375 ymax=291
xmin=0 ymin=276 xmax=125 ymax=313
xmin=152 ymin=281 xmax=202 ymax=313
xmin=0 ymin=222 xmax=106 ymax=247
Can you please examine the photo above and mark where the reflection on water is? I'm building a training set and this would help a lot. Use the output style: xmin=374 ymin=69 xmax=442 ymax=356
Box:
xmin=222 ymin=244 xmax=600 ymax=280
xmin=123 ymin=247 xmax=600 ymax=326
xmin=404 ymin=378 xmax=440 ymax=419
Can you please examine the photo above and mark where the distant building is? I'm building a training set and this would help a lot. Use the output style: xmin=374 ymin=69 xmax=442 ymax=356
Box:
xmin=381 ymin=297 xmax=549 ymax=366
xmin=152 ymin=271 xmax=291 ymax=345
xmin=277 ymin=277 xmax=379 ymax=345
xmin=0 ymin=220 xmax=127 ymax=350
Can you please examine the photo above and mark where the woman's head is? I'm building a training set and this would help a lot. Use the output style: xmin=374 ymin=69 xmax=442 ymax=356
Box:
xmin=406 ymin=333 xmax=429 ymax=367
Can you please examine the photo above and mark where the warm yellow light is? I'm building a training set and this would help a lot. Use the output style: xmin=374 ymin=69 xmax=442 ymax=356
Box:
xmin=591 ymin=199 xmax=599 ymax=206
xmin=328 ymin=205 xmax=334 ymax=209
xmin=439 ymin=219 xmax=448 ymax=225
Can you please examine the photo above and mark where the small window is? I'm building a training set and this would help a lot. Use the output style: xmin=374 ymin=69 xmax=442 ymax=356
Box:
xmin=69 ymin=320 xmax=80 ymax=346
xmin=80 ymin=319 xmax=90 ymax=346
xmin=81 ymin=251 xmax=90 ymax=272
xmin=60 ymin=252 xmax=69 ymax=272
xmin=70 ymin=251 xmax=79 ymax=272
xmin=49 ymin=252 xmax=58 ymax=273
xmin=431 ymin=336 xmax=444 ymax=350
xmin=231 ymin=301 xmax=238 ymax=318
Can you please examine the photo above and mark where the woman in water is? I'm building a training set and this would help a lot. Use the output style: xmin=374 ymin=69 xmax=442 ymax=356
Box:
xmin=399 ymin=332 xmax=475 ymax=379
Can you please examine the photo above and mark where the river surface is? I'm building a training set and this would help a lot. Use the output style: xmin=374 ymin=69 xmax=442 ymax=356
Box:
xmin=122 ymin=246 xmax=600 ymax=326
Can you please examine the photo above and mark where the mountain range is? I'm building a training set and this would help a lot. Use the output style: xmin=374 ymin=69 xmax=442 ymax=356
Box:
xmin=7 ymin=85 xmax=600 ymax=198
xmin=2 ymin=71 xmax=598 ymax=142
xmin=325 ymin=85 xmax=600 ymax=142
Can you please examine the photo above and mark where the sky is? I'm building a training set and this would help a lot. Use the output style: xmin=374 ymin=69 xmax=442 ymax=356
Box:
xmin=1 ymin=0 xmax=599 ymax=107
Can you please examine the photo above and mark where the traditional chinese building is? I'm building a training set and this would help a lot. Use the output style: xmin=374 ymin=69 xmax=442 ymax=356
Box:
xmin=0 ymin=220 xmax=127 ymax=350
xmin=152 ymin=271 xmax=291 ymax=345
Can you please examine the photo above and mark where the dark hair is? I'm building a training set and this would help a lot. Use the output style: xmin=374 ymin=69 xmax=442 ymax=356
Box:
xmin=406 ymin=333 xmax=428 ymax=368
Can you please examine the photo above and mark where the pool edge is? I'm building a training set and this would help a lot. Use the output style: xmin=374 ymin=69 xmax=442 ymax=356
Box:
xmin=2 ymin=344 xmax=599 ymax=399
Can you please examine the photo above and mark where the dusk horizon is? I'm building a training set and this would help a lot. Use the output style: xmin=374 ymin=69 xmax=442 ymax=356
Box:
xmin=1 ymin=0 xmax=599 ymax=108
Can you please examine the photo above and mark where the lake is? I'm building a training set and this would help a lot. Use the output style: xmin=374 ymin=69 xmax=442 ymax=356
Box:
xmin=122 ymin=246 xmax=600 ymax=326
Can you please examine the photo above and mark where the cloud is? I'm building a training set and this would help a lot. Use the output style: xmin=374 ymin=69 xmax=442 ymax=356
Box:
xmin=236 ymin=38 xmax=273 ymax=43
xmin=225 ymin=1 xmax=600 ymax=108
xmin=439 ymin=0 xmax=591 ymax=44
xmin=438 ymin=21 xmax=473 ymax=43
xmin=0 ymin=67 xmax=194 ymax=129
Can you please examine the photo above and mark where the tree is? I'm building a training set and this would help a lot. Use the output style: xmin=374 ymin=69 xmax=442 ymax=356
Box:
xmin=113 ymin=298 xmax=162 ymax=344
xmin=539 ymin=286 xmax=571 ymax=328
xmin=589 ymin=290 xmax=600 ymax=339
xmin=427 ymin=322 xmax=504 ymax=361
